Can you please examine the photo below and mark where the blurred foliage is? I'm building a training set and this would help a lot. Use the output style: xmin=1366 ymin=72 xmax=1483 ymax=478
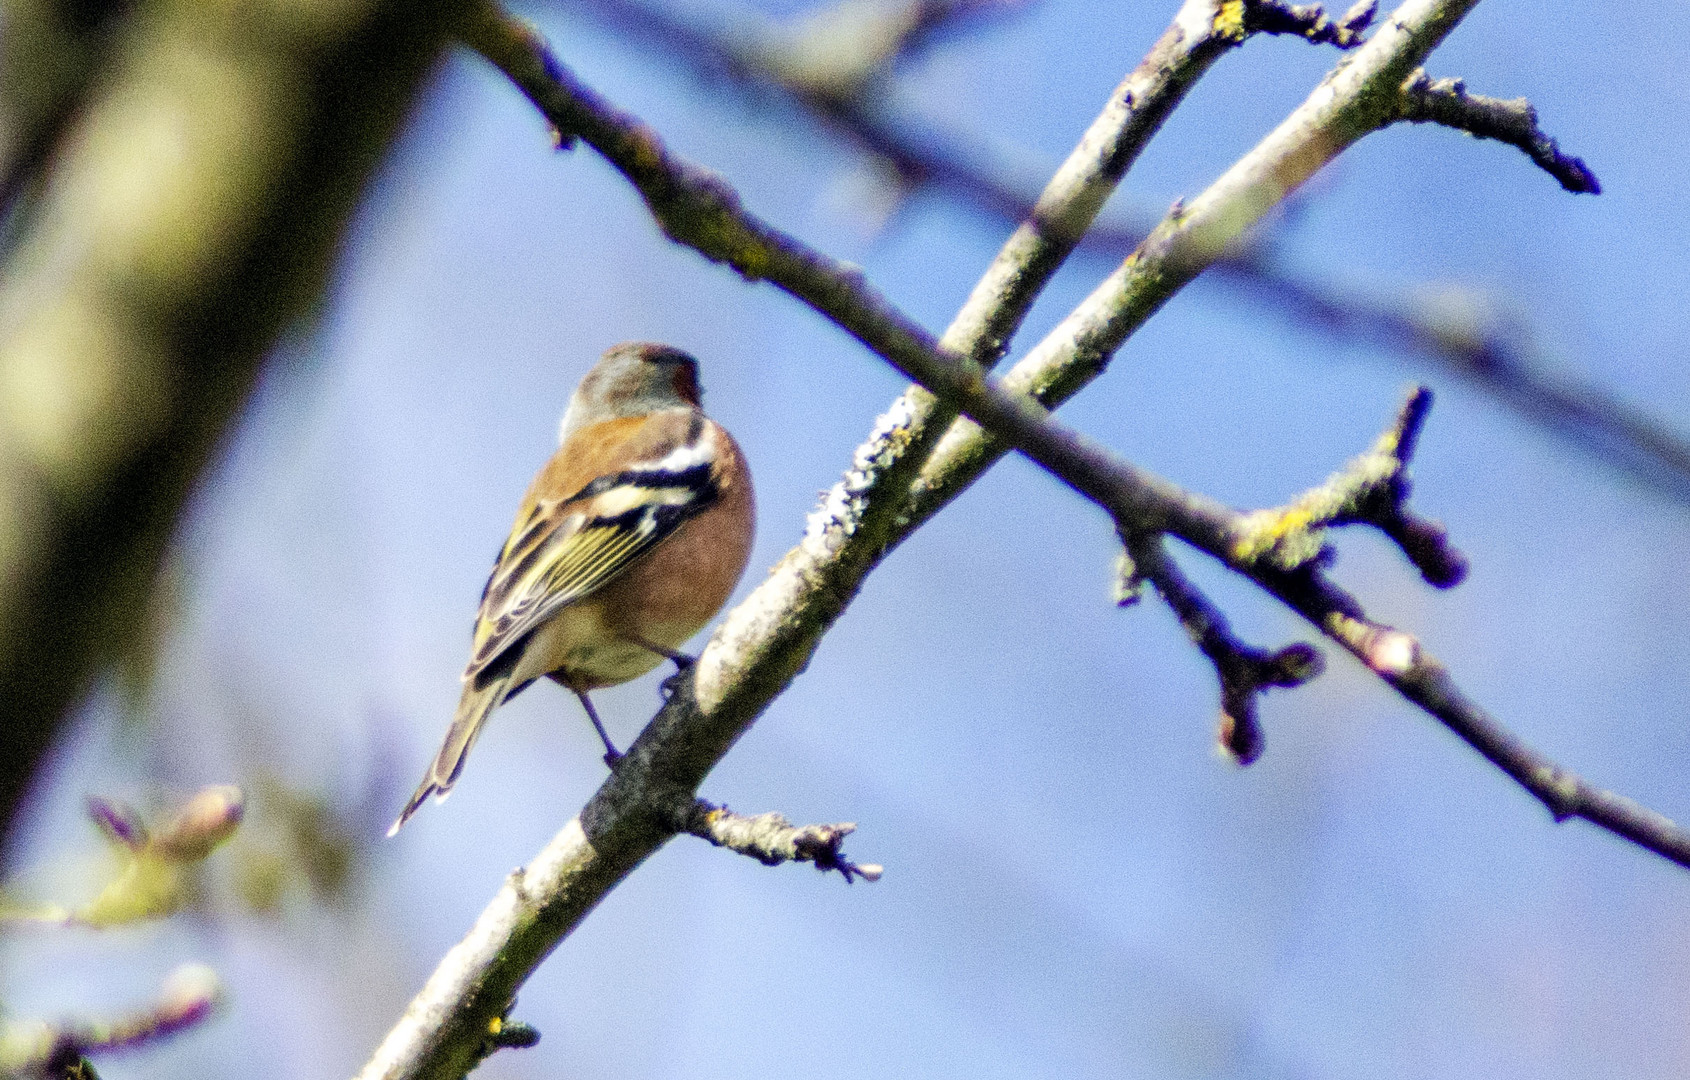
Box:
xmin=0 ymin=962 xmax=220 ymax=1078
xmin=0 ymin=789 xmax=233 ymax=1076
xmin=0 ymin=776 xmax=366 ymax=1070
xmin=228 ymin=775 xmax=361 ymax=916
xmin=108 ymin=554 xmax=186 ymax=736
xmin=1 ymin=786 xmax=242 ymax=929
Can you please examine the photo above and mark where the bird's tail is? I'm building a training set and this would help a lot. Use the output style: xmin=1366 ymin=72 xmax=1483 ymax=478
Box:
xmin=388 ymin=672 xmax=513 ymax=836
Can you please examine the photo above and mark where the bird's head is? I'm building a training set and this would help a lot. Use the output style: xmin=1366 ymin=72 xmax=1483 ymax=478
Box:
xmin=560 ymin=342 xmax=702 ymax=439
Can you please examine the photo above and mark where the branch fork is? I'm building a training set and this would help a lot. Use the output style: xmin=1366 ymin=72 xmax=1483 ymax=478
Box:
xmin=1120 ymin=390 xmax=1459 ymax=763
xmin=1122 ymin=534 xmax=1325 ymax=763
xmin=1229 ymin=386 xmax=1468 ymax=587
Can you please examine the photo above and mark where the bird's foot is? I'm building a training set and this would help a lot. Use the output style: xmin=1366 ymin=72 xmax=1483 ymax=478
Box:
xmin=659 ymin=666 xmax=692 ymax=700
xmin=660 ymin=653 xmax=695 ymax=697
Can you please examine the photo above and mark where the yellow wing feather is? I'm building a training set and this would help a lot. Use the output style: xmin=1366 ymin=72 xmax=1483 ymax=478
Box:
xmin=464 ymin=483 xmax=703 ymax=683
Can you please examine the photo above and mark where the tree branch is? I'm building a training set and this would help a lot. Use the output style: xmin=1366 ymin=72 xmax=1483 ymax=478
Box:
xmin=468 ymin=0 xmax=1319 ymax=379
xmin=1394 ymin=68 xmax=1600 ymax=193
xmin=913 ymin=364 xmax=1690 ymax=871
xmin=358 ymin=2 xmax=1513 ymax=1076
xmin=565 ymin=0 xmax=1690 ymax=506
xmin=1228 ymin=386 xmax=1468 ymax=587
xmin=676 ymin=799 xmax=882 ymax=882
xmin=463 ymin=0 xmax=1407 ymax=619
xmin=896 ymin=0 xmax=1479 ymax=533
xmin=362 ymin=1 xmax=1281 ymax=1073
xmin=465 ymin=0 xmax=1690 ymax=878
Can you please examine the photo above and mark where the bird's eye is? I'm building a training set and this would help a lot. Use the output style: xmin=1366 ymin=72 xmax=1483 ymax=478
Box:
xmin=670 ymin=362 xmax=701 ymax=403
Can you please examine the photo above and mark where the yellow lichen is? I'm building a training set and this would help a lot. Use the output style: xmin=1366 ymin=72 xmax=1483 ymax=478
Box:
xmin=1232 ymin=505 xmax=1319 ymax=564
xmin=730 ymin=241 xmax=770 ymax=281
xmin=628 ymin=133 xmax=664 ymax=176
xmin=1214 ymin=0 xmax=1249 ymax=40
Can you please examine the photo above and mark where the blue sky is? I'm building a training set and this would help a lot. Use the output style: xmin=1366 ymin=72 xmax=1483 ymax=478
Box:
xmin=7 ymin=1 xmax=1690 ymax=1078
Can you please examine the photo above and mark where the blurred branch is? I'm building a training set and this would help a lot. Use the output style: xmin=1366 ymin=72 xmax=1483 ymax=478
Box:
xmin=565 ymin=0 xmax=1690 ymax=505
xmin=0 ymin=0 xmax=130 ymax=251
xmin=1393 ymin=68 xmax=1600 ymax=193
xmin=746 ymin=0 xmax=1035 ymax=100
xmin=356 ymin=3 xmax=1504 ymax=1077
xmin=0 ymin=0 xmax=462 ymax=846
xmin=676 ymin=799 xmax=883 ymax=881
xmin=0 ymin=963 xmax=220 ymax=1079
xmin=1210 ymin=254 xmax=1690 ymax=501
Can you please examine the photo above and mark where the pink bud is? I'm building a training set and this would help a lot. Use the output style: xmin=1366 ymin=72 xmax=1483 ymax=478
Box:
xmin=1362 ymin=629 xmax=1418 ymax=677
xmin=153 ymin=785 xmax=245 ymax=862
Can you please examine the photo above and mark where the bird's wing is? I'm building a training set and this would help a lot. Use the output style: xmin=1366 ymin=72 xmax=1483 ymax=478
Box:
xmin=463 ymin=442 xmax=720 ymax=684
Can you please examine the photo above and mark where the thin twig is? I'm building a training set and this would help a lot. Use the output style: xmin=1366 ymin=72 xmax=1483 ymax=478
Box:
xmin=1395 ymin=68 xmax=1600 ymax=193
xmin=677 ymin=799 xmax=883 ymax=881
xmin=565 ymin=0 xmax=1690 ymax=505
xmin=1247 ymin=0 xmax=1376 ymax=47
xmin=1228 ymin=386 xmax=1468 ymax=587
xmin=1122 ymin=534 xmax=1324 ymax=764
xmin=359 ymin=3 xmax=1619 ymax=1076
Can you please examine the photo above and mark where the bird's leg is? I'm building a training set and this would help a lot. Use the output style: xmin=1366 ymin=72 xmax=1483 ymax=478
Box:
xmin=573 ymin=690 xmax=622 ymax=767
xmin=633 ymin=635 xmax=695 ymax=672
xmin=631 ymin=636 xmax=695 ymax=698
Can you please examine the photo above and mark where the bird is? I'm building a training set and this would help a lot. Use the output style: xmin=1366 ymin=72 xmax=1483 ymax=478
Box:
xmin=389 ymin=342 xmax=755 ymax=835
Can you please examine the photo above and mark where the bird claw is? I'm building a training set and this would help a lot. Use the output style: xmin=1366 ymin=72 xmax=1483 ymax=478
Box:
xmin=659 ymin=657 xmax=694 ymax=700
xmin=659 ymin=672 xmax=683 ymax=699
